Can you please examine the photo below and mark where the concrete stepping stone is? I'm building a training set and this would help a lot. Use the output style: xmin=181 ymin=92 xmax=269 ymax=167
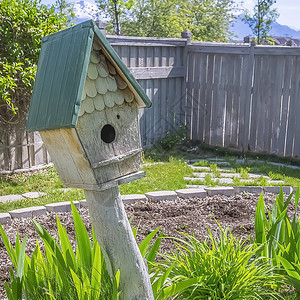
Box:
xmin=216 ymin=178 xmax=234 ymax=184
xmin=267 ymin=180 xmax=285 ymax=185
xmin=145 ymin=191 xmax=177 ymax=202
xmin=190 ymin=166 xmax=210 ymax=171
xmin=267 ymin=162 xmax=285 ymax=167
xmin=193 ymin=173 xmax=209 ymax=178
xmin=214 ymin=162 xmax=231 ymax=166
xmin=287 ymin=165 xmax=300 ymax=170
xmin=79 ymin=199 xmax=88 ymax=207
xmin=122 ymin=194 xmax=147 ymax=204
xmin=220 ymin=173 xmax=241 ymax=178
xmin=236 ymin=159 xmax=245 ymax=164
xmin=22 ymin=192 xmax=46 ymax=199
xmin=0 ymin=194 xmax=24 ymax=203
xmin=176 ymin=188 xmax=207 ymax=199
xmin=207 ymin=158 xmax=225 ymax=162
xmin=205 ymin=187 xmax=234 ymax=196
xmin=184 ymin=177 xmax=204 ymax=181
xmin=264 ymin=186 xmax=293 ymax=194
xmin=0 ymin=213 xmax=11 ymax=224
xmin=234 ymin=186 xmax=263 ymax=194
xmin=9 ymin=206 xmax=47 ymax=219
xmin=45 ymin=201 xmax=79 ymax=213
xmin=248 ymin=174 xmax=269 ymax=179
xmin=186 ymin=185 xmax=207 ymax=189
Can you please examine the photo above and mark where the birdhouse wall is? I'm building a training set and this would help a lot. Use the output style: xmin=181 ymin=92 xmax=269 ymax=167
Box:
xmin=40 ymin=128 xmax=97 ymax=188
xmin=76 ymin=102 xmax=142 ymax=185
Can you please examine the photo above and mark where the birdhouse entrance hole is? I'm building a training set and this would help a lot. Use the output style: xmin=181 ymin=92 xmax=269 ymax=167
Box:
xmin=101 ymin=124 xmax=116 ymax=143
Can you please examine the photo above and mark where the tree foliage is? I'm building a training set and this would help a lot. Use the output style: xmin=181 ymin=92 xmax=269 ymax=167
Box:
xmin=0 ymin=0 xmax=70 ymax=124
xmin=97 ymin=0 xmax=236 ymax=41
xmin=243 ymin=0 xmax=279 ymax=44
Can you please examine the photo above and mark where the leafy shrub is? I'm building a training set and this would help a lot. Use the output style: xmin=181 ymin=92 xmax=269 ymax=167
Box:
xmin=152 ymin=224 xmax=282 ymax=299
xmin=1 ymin=203 xmax=189 ymax=300
xmin=254 ymin=188 xmax=300 ymax=296
xmin=0 ymin=203 xmax=121 ymax=299
xmin=157 ymin=126 xmax=188 ymax=151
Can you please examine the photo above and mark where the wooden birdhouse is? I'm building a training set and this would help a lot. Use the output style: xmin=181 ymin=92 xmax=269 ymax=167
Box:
xmin=26 ymin=20 xmax=152 ymax=191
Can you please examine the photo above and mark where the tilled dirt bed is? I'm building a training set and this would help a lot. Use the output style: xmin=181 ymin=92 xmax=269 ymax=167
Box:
xmin=0 ymin=192 xmax=292 ymax=298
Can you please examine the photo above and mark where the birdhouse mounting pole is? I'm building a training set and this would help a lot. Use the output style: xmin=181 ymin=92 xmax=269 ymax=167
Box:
xmin=85 ymin=187 xmax=154 ymax=300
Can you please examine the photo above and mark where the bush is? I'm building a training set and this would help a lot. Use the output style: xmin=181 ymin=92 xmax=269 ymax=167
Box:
xmin=0 ymin=203 xmax=120 ymax=299
xmin=152 ymin=224 xmax=282 ymax=299
xmin=254 ymin=188 xmax=300 ymax=296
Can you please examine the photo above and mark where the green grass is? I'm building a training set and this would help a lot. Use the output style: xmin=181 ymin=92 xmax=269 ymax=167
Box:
xmin=0 ymin=158 xmax=193 ymax=213
xmin=119 ymin=158 xmax=193 ymax=195
xmin=0 ymin=167 xmax=63 ymax=196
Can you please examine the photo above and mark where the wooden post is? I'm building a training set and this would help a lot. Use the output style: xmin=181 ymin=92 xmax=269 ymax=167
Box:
xmin=85 ymin=187 xmax=154 ymax=300
xmin=181 ymin=30 xmax=192 ymax=137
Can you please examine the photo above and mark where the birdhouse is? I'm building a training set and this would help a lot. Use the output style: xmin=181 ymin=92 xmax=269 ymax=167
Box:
xmin=26 ymin=20 xmax=152 ymax=191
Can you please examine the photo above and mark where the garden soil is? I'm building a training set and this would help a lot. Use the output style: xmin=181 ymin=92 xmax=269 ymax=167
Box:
xmin=0 ymin=192 xmax=293 ymax=298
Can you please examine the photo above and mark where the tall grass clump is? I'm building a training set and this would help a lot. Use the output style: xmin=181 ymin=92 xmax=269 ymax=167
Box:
xmin=0 ymin=203 xmax=121 ymax=300
xmin=152 ymin=223 xmax=282 ymax=299
xmin=254 ymin=187 xmax=300 ymax=296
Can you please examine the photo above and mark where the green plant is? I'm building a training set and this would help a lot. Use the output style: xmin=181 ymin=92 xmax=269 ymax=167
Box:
xmin=0 ymin=203 xmax=120 ymax=299
xmin=156 ymin=126 xmax=188 ymax=151
xmin=1 ymin=203 xmax=185 ymax=299
xmin=152 ymin=223 xmax=282 ymax=299
xmin=253 ymin=188 xmax=300 ymax=296
xmin=238 ymin=167 xmax=250 ymax=179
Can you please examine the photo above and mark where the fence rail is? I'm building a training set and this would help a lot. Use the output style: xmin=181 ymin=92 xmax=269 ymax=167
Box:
xmin=1 ymin=33 xmax=300 ymax=172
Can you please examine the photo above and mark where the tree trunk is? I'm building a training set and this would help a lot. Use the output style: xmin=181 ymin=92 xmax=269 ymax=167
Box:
xmin=85 ymin=187 xmax=154 ymax=300
xmin=114 ymin=0 xmax=121 ymax=35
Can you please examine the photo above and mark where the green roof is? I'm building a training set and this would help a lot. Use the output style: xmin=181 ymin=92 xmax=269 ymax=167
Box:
xmin=26 ymin=20 xmax=151 ymax=132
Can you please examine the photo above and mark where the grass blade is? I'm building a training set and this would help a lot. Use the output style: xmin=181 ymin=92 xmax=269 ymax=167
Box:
xmin=71 ymin=202 xmax=92 ymax=271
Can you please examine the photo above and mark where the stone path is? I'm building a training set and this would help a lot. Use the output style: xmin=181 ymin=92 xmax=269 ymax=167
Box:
xmin=185 ymin=159 xmax=291 ymax=186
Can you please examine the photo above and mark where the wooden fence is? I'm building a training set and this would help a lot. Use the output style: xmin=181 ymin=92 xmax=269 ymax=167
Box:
xmin=186 ymin=43 xmax=300 ymax=157
xmin=107 ymin=35 xmax=187 ymax=147
xmin=2 ymin=33 xmax=300 ymax=172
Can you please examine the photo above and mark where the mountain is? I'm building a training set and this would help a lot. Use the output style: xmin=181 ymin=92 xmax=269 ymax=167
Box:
xmin=231 ymin=14 xmax=300 ymax=40
xmin=72 ymin=0 xmax=106 ymax=24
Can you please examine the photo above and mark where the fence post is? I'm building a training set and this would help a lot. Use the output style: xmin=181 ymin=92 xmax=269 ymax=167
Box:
xmin=181 ymin=30 xmax=192 ymax=138
xmin=239 ymin=38 xmax=255 ymax=151
xmin=95 ymin=19 xmax=106 ymax=37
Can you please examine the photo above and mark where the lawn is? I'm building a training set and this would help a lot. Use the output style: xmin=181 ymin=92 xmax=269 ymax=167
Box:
xmin=1 ymin=149 xmax=300 ymax=213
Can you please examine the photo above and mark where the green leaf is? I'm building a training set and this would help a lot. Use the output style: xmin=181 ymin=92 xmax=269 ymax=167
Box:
xmin=139 ymin=227 xmax=160 ymax=257
xmin=57 ymin=216 xmax=76 ymax=270
xmin=278 ymin=256 xmax=300 ymax=280
xmin=71 ymin=202 xmax=92 ymax=271
xmin=91 ymin=241 xmax=102 ymax=299
xmin=16 ymin=236 xmax=27 ymax=279
xmin=158 ymin=276 xmax=202 ymax=300
xmin=0 ymin=223 xmax=17 ymax=268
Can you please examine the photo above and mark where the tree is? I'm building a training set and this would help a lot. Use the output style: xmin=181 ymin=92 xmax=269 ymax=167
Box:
xmin=243 ymin=0 xmax=279 ymax=44
xmin=118 ymin=0 xmax=236 ymax=41
xmin=0 ymin=0 xmax=70 ymax=124
xmin=97 ymin=0 xmax=134 ymax=35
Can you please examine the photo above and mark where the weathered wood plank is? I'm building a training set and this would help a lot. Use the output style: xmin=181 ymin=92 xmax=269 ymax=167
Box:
xmin=277 ymin=56 xmax=293 ymax=156
xmin=188 ymin=45 xmax=250 ymax=55
xmin=269 ymin=55 xmax=284 ymax=155
xmin=128 ymin=66 xmax=184 ymax=79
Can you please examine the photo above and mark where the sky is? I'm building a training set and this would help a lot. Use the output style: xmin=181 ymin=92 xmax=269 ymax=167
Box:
xmin=42 ymin=0 xmax=300 ymax=30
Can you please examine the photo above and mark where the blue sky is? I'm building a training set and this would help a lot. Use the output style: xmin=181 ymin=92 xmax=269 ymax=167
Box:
xmin=42 ymin=0 xmax=300 ymax=30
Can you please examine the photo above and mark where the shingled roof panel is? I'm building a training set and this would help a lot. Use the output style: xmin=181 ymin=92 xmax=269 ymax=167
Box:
xmin=27 ymin=20 xmax=151 ymax=132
